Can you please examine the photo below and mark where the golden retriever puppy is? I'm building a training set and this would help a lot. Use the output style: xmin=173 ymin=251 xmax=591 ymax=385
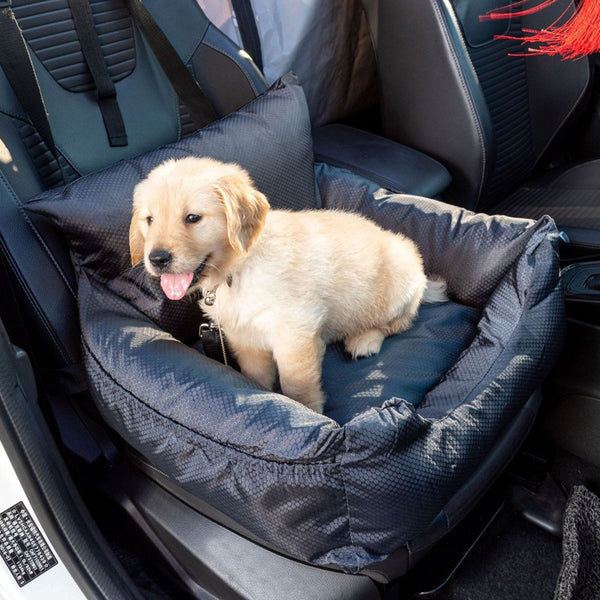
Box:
xmin=130 ymin=157 xmax=447 ymax=413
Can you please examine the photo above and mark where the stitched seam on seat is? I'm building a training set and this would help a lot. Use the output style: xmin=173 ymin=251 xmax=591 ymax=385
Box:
xmin=184 ymin=19 xmax=210 ymax=64
xmin=0 ymin=170 xmax=77 ymax=300
xmin=0 ymin=234 xmax=73 ymax=365
xmin=339 ymin=429 xmax=355 ymax=547
xmin=15 ymin=216 xmax=77 ymax=299
xmin=531 ymin=49 xmax=591 ymax=169
xmin=432 ymin=0 xmax=488 ymax=204
xmin=0 ymin=107 xmax=29 ymax=122
xmin=179 ymin=34 xmax=207 ymax=139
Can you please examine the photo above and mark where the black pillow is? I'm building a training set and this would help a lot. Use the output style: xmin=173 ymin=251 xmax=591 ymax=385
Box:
xmin=25 ymin=74 xmax=317 ymax=342
xmin=26 ymin=74 xmax=317 ymax=284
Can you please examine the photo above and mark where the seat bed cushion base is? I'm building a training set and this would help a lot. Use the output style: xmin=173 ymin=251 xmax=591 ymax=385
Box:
xmin=77 ymin=168 xmax=562 ymax=573
xmin=25 ymin=77 xmax=564 ymax=574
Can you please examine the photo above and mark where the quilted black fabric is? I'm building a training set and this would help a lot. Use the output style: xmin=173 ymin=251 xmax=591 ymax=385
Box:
xmin=323 ymin=301 xmax=481 ymax=424
xmin=26 ymin=73 xmax=316 ymax=341
xmin=78 ymin=164 xmax=561 ymax=573
xmin=25 ymin=76 xmax=564 ymax=574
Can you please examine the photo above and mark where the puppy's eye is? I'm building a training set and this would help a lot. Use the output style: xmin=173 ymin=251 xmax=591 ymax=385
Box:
xmin=185 ymin=214 xmax=202 ymax=224
xmin=146 ymin=216 xmax=153 ymax=225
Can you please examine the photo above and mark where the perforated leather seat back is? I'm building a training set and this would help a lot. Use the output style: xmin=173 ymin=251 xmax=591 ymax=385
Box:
xmin=452 ymin=0 xmax=591 ymax=210
xmin=0 ymin=0 xmax=266 ymax=393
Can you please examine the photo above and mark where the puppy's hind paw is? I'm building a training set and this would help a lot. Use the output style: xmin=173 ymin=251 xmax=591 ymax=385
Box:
xmin=345 ymin=329 xmax=385 ymax=359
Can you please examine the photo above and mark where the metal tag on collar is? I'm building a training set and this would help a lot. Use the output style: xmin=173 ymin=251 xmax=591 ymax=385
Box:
xmin=204 ymin=288 xmax=217 ymax=306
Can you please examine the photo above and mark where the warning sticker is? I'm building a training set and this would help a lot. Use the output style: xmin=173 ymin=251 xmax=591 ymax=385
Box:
xmin=0 ymin=502 xmax=57 ymax=587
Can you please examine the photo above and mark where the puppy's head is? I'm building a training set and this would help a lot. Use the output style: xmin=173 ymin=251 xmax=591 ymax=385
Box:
xmin=129 ymin=157 xmax=269 ymax=300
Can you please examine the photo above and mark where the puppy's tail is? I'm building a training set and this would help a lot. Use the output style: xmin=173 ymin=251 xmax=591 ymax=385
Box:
xmin=423 ymin=276 xmax=449 ymax=303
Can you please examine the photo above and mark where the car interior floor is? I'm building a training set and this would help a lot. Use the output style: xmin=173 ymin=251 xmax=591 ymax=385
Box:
xmin=437 ymin=507 xmax=563 ymax=600
xmin=409 ymin=444 xmax=600 ymax=599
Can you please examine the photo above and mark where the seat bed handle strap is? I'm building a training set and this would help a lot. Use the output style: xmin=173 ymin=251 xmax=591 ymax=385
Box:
xmin=0 ymin=1 xmax=64 ymax=180
xmin=67 ymin=0 xmax=128 ymax=147
xmin=123 ymin=0 xmax=218 ymax=130
xmin=230 ymin=0 xmax=263 ymax=72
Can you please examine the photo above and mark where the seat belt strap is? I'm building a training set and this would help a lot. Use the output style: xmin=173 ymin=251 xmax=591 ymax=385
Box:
xmin=123 ymin=0 xmax=218 ymax=130
xmin=231 ymin=0 xmax=263 ymax=72
xmin=67 ymin=0 xmax=128 ymax=147
xmin=1 ymin=0 xmax=218 ymax=161
xmin=0 ymin=3 xmax=64 ymax=180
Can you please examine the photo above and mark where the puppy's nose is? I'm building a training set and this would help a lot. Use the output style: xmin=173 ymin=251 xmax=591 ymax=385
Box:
xmin=149 ymin=248 xmax=172 ymax=269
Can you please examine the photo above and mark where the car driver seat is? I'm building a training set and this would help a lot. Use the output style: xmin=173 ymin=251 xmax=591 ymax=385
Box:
xmin=373 ymin=0 xmax=600 ymax=254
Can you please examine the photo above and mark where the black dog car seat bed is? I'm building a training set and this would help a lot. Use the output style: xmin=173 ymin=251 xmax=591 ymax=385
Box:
xmin=26 ymin=74 xmax=564 ymax=573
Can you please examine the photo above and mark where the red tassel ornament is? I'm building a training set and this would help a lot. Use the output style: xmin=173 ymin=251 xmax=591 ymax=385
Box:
xmin=480 ymin=0 xmax=600 ymax=59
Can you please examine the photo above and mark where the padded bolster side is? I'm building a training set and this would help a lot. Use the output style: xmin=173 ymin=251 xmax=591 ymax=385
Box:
xmin=312 ymin=124 xmax=452 ymax=198
xmin=376 ymin=0 xmax=494 ymax=209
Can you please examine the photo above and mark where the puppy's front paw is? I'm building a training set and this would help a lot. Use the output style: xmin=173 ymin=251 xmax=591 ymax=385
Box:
xmin=345 ymin=329 xmax=385 ymax=359
xmin=301 ymin=390 xmax=325 ymax=414
xmin=274 ymin=335 xmax=326 ymax=413
xmin=281 ymin=383 xmax=325 ymax=413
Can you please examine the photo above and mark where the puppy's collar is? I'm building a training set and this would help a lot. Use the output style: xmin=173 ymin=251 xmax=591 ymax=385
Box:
xmin=203 ymin=274 xmax=232 ymax=306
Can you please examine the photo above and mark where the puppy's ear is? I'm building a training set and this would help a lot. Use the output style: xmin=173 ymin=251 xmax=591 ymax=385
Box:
xmin=129 ymin=206 xmax=145 ymax=266
xmin=214 ymin=170 xmax=270 ymax=255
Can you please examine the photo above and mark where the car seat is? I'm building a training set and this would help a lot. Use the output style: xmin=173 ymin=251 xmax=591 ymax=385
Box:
xmin=373 ymin=0 xmax=599 ymax=253
xmin=0 ymin=0 xmax=563 ymax=597
xmin=199 ymin=0 xmax=379 ymax=128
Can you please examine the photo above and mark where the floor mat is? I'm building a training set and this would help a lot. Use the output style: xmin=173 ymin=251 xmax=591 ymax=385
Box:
xmin=554 ymin=486 xmax=600 ymax=600
xmin=436 ymin=507 xmax=561 ymax=600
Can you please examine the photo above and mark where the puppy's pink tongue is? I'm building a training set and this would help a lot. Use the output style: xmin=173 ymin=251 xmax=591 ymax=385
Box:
xmin=160 ymin=273 xmax=193 ymax=300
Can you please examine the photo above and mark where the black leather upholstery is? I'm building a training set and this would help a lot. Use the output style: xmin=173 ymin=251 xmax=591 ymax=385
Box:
xmin=312 ymin=124 xmax=452 ymax=197
xmin=456 ymin=0 xmax=591 ymax=211
xmin=494 ymin=160 xmax=600 ymax=251
xmin=375 ymin=0 xmax=494 ymax=209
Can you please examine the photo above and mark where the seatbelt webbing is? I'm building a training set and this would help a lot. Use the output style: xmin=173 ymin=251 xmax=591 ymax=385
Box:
xmin=0 ymin=4 xmax=64 ymax=178
xmin=123 ymin=0 xmax=218 ymax=129
xmin=231 ymin=0 xmax=263 ymax=72
xmin=0 ymin=0 xmax=219 ymax=180
xmin=67 ymin=0 xmax=128 ymax=147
